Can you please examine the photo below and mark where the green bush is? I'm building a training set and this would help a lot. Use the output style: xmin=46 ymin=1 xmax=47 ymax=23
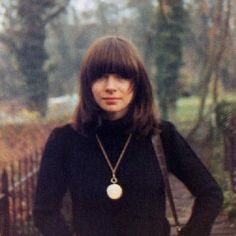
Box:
xmin=215 ymin=101 xmax=236 ymax=131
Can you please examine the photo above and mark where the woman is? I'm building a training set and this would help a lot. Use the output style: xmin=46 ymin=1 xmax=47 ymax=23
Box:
xmin=33 ymin=35 xmax=223 ymax=236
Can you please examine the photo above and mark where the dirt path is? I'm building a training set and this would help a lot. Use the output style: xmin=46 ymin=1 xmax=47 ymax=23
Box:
xmin=168 ymin=175 xmax=236 ymax=236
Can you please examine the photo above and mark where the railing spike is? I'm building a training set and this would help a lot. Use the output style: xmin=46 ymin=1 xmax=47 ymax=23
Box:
xmin=1 ymin=168 xmax=10 ymax=236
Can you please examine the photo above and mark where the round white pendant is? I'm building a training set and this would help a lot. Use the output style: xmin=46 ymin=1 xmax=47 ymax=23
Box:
xmin=106 ymin=183 xmax=123 ymax=200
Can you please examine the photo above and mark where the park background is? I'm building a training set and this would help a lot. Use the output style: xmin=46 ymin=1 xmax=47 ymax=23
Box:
xmin=0 ymin=0 xmax=236 ymax=235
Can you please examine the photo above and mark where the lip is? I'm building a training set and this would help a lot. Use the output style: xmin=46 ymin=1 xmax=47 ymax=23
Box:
xmin=102 ymin=97 xmax=121 ymax=100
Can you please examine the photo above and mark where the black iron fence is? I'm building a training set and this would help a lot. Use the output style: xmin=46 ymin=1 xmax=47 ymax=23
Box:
xmin=0 ymin=151 xmax=41 ymax=236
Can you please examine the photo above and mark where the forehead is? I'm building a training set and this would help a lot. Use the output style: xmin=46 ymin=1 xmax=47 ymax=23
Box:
xmin=86 ymin=40 xmax=139 ymax=82
xmin=98 ymin=73 xmax=130 ymax=78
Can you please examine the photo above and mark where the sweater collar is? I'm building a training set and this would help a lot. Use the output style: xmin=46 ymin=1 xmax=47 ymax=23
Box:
xmin=96 ymin=112 xmax=133 ymax=136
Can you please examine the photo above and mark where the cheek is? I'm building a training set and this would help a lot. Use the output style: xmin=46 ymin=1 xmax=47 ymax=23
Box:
xmin=91 ymin=86 xmax=95 ymax=98
xmin=129 ymin=91 xmax=134 ymax=103
xmin=91 ymin=83 xmax=99 ymax=99
xmin=127 ymin=83 xmax=134 ymax=99
xmin=124 ymin=88 xmax=134 ymax=106
xmin=124 ymin=81 xmax=134 ymax=93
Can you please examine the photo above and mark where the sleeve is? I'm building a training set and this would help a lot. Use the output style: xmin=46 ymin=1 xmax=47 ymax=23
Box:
xmin=161 ymin=121 xmax=224 ymax=236
xmin=33 ymin=127 xmax=73 ymax=236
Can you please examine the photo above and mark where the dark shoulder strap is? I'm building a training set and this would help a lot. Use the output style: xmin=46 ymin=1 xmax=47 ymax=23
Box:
xmin=152 ymin=133 xmax=182 ymax=234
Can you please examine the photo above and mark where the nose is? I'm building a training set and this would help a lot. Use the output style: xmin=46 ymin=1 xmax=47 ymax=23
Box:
xmin=105 ymin=75 xmax=117 ymax=93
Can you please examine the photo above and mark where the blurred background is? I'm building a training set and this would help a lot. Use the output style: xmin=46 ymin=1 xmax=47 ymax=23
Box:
xmin=0 ymin=0 xmax=236 ymax=235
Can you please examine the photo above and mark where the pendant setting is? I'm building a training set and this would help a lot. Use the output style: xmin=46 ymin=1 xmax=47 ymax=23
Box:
xmin=106 ymin=183 xmax=123 ymax=200
xmin=96 ymin=134 xmax=132 ymax=201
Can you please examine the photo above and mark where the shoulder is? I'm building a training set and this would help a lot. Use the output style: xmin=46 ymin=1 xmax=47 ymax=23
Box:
xmin=43 ymin=123 xmax=86 ymax=155
xmin=52 ymin=123 xmax=74 ymax=134
xmin=52 ymin=123 xmax=83 ymax=135
xmin=159 ymin=120 xmax=176 ymax=136
xmin=158 ymin=120 xmax=182 ymax=146
xmin=48 ymin=123 xmax=84 ymax=141
xmin=159 ymin=119 xmax=175 ymax=129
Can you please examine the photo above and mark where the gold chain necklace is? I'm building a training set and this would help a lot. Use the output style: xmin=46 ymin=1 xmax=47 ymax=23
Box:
xmin=96 ymin=133 xmax=132 ymax=200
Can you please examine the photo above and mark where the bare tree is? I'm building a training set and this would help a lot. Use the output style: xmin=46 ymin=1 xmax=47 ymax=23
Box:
xmin=187 ymin=0 xmax=231 ymax=139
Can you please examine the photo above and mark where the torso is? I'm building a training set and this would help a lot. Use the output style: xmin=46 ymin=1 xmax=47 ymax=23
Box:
xmin=61 ymin=123 xmax=170 ymax=236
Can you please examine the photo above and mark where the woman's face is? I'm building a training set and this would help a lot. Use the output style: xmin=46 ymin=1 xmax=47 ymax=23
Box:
xmin=92 ymin=73 xmax=134 ymax=120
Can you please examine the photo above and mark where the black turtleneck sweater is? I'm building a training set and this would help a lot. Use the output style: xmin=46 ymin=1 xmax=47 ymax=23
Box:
xmin=33 ymin=118 xmax=223 ymax=236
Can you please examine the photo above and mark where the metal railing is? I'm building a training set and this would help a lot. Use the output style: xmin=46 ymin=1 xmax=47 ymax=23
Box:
xmin=0 ymin=151 xmax=41 ymax=236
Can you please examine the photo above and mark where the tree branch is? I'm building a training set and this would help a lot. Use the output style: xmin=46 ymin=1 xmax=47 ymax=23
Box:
xmin=187 ymin=29 xmax=208 ymax=59
xmin=158 ymin=0 xmax=172 ymax=24
xmin=43 ymin=0 xmax=70 ymax=26
xmin=0 ymin=34 xmax=18 ymax=54
xmin=214 ymin=0 xmax=231 ymax=70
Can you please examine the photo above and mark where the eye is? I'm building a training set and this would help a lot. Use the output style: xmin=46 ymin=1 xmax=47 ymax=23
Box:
xmin=114 ymin=74 xmax=131 ymax=81
xmin=94 ymin=75 xmax=107 ymax=82
xmin=94 ymin=74 xmax=133 ymax=82
xmin=114 ymin=74 xmax=122 ymax=79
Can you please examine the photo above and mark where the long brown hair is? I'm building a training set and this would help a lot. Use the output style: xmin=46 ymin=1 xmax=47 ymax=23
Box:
xmin=72 ymin=35 xmax=159 ymax=136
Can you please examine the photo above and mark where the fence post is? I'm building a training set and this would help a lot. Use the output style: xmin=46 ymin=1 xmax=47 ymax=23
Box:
xmin=2 ymin=169 xmax=10 ymax=236
xmin=228 ymin=117 xmax=236 ymax=192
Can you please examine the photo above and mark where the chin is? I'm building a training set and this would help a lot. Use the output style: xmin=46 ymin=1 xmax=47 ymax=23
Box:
xmin=103 ymin=107 xmax=120 ymax=113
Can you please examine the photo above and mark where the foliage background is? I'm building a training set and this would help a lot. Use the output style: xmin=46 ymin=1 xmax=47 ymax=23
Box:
xmin=0 ymin=0 xmax=235 ymax=217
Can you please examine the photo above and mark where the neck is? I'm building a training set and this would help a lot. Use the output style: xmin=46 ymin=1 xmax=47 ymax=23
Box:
xmin=105 ymin=112 xmax=127 ymax=121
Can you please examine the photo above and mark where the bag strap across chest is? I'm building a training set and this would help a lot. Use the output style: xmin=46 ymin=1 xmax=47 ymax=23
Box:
xmin=152 ymin=133 xmax=182 ymax=235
